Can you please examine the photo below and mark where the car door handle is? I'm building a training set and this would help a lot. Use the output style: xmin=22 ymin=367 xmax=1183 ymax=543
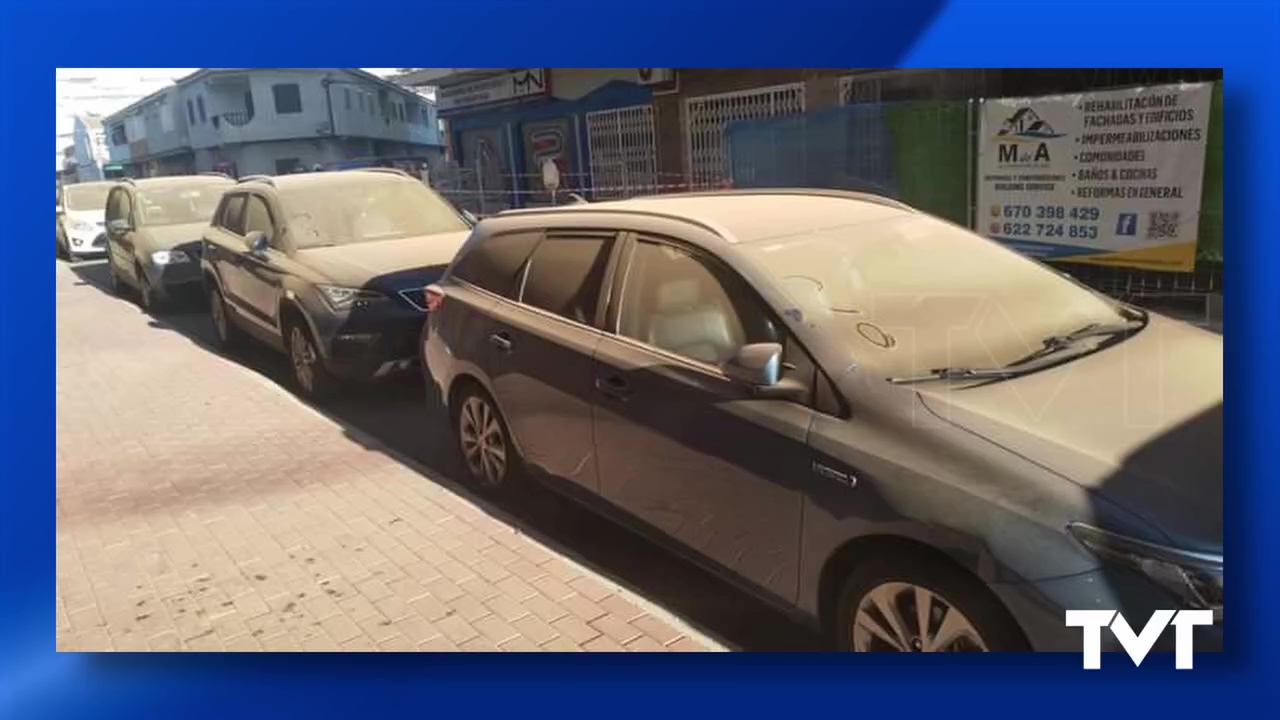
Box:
xmin=594 ymin=375 xmax=631 ymax=401
xmin=488 ymin=332 xmax=514 ymax=353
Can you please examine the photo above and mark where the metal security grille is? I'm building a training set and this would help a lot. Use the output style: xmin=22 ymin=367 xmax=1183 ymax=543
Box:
xmin=586 ymin=104 xmax=658 ymax=198
xmin=840 ymin=76 xmax=883 ymax=104
xmin=685 ymin=83 xmax=805 ymax=187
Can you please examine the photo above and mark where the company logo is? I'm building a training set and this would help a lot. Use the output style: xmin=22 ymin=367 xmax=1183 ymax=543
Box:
xmin=995 ymin=107 xmax=1064 ymax=165
xmin=1065 ymin=609 xmax=1215 ymax=669
xmin=1116 ymin=212 xmax=1138 ymax=236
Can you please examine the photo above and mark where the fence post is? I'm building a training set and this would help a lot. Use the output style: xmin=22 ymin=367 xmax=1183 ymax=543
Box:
xmin=966 ymin=98 xmax=977 ymax=230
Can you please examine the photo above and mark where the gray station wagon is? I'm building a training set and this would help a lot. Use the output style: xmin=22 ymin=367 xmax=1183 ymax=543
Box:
xmin=422 ymin=189 xmax=1223 ymax=652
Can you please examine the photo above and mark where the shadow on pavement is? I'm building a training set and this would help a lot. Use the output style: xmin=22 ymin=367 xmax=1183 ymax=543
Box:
xmin=67 ymin=260 xmax=822 ymax=651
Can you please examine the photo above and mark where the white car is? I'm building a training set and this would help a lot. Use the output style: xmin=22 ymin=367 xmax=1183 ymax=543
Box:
xmin=57 ymin=181 xmax=113 ymax=260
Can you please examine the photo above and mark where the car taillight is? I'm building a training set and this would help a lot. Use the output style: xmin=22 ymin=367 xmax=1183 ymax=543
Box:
xmin=424 ymin=284 xmax=445 ymax=312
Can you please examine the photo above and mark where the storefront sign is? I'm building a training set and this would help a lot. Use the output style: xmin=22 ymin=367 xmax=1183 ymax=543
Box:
xmin=977 ymin=82 xmax=1213 ymax=271
xmin=438 ymin=69 xmax=548 ymax=113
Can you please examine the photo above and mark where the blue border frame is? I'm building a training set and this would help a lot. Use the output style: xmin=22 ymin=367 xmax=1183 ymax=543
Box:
xmin=5 ymin=0 xmax=1277 ymax=717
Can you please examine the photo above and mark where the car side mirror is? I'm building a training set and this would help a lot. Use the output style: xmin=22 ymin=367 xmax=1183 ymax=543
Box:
xmin=107 ymin=218 xmax=131 ymax=234
xmin=723 ymin=342 xmax=783 ymax=386
xmin=722 ymin=342 xmax=808 ymax=402
xmin=245 ymin=231 xmax=269 ymax=255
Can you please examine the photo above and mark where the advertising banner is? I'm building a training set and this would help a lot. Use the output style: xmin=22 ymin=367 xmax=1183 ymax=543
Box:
xmin=977 ymin=82 xmax=1212 ymax=271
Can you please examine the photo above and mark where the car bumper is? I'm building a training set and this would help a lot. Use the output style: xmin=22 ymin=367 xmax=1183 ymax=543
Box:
xmin=313 ymin=311 xmax=425 ymax=381
xmin=67 ymin=228 xmax=108 ymax=256
xmin=993 ymin=568 xmax=1223 ymax=653
xmin=145 ymin=260 xmax=204 ymax=296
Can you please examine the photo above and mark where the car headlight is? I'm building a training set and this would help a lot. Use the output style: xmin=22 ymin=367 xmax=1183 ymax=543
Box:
xmin=1069 ymin=522 xmax=1222 ymax=615
xmin=151 ymin=250 xmax=191 ymax=265
xmin=317 ymin=285 xmax=387 ymax=312
xmin=69 ymin=218 xmax=94 ymax=232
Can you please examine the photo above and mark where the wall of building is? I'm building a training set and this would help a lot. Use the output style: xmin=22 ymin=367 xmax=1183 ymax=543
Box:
xmin=105 ymin=69 xmax=444 ymax=179
xmin=178 ymin=69 xmax=440 ymax=150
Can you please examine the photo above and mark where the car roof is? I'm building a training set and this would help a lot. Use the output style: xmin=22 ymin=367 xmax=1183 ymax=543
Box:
xmin=128 ymin=175 xmax=234 ymax=188
xmin=494 ymin=190 xmax=918 ymax=244
xmin=242 ymin=169 xmax=417 ymax=192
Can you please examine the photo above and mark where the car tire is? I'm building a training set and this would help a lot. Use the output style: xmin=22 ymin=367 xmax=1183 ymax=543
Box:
xmin=107 ymin=256 xmax=126 ymax=296
xmin=136 ymin=262 xmax=165 ymax=314
xmin=208 ymin=282 xmax=241 ymax=351
xmin=451 ymin=384 xmax=522 ymax=494
xmin=834 ymin=552 xmax=1028 ymax=653
xmin=284 ymin=317 xmax=338 ymax=402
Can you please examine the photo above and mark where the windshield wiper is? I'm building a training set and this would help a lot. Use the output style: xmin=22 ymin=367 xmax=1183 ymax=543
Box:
xmin=888 ymin=313 xmax=1148 ymax=385
xmin=888 ymin=367 xmax=1023 ymax=385
xmin=1008 ymin=316 xmax=1147 ymax=367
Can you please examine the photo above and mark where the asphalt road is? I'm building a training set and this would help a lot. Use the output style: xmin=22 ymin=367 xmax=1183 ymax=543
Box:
xmin=66 ymin=258 xmax=824 ymax=652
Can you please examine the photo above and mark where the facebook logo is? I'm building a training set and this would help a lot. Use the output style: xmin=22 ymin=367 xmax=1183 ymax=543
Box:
xmin=1116 ymin=213 xmax=1138 ymax=236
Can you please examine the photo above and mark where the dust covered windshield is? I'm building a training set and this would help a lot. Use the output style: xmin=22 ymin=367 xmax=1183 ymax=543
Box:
xmin=137 ymin=181 xmax=230 ymax=226
xmin=63 ymin=183 xmax=113 ymax=212
xmin=742 ymin=213 xmax=1130 ymax=377
xmin=280 ymin=176 xmax=468 ymax=249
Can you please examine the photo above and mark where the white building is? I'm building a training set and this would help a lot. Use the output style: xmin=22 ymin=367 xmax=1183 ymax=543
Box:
xmin=103 ymin=68 xmax=444 ymax=178
xmin=72 ymin=114 xmax=109 ymax=182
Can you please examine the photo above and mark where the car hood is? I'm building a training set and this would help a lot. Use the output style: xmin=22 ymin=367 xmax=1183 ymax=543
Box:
xmin=294 ymin=230 xmax=471 ymax=289
xmin=142 ymin=221 xmax=211 ymax=253
xmin=915 ymin=313 xmax=1223 ymax=553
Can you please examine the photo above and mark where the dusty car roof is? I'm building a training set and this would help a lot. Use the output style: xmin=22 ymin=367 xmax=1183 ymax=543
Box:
xmin=502 ymin=191 xmax=917 ymax=244
xmin=267 ymin=170 xmax=415 ymax=190
xmin=132 ymin=175 xmax=233 ymax=188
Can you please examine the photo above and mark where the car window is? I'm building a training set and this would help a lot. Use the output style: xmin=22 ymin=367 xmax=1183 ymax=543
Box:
xmin=243 ymin=196 xmax=275 ymax=244
xmin=618 ymin=239 xmax=779 ymax=366
xmin=219 ymin=194 xmax=247 ymax=235
xmin=105 ymin=189 xmax=132 ymax=225
xmin=451 ymin=232 xmax=540 ymax=297
xmin=64 ymin=183 xmax=113 ymax=212
xmin=279 ymin=176 xmax=469 ymax=249
xmin=518 ymin=234 xmax=614 ymax=324
xmin=135 ymin=181 xmax=229 ymax=227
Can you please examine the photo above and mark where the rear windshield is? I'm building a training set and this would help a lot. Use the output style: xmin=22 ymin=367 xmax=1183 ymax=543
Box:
xmin=280 ymin=177 xmax=468 ymax=249
xmin=63 ymin=183 xmax=113 ymax=212
xmin=137 ymin=181 xmax=231 ymax=226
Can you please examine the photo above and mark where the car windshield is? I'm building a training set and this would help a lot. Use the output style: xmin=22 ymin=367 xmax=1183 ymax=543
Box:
xmin=280 ymin=176 xmax=469 ymax=249
xmin=63 ymin=183 xmax=113 ymax=212
xmin=741 ymin=212 xmax=1131 ymax=379
xmin=137 ymin=181 xmax=230 ymax=226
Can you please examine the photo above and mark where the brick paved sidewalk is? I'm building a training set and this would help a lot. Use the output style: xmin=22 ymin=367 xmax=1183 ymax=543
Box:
xmin=55 ymin=262 xmax=722 ymax=652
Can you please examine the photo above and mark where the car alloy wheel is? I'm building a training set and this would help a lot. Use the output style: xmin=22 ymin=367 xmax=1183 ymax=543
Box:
xmin=850 ymin=581 xmax=988 ymax=652
xmin=289 ymin=325 xmax=318 ymax=394
xmin=458 ymin=394 xmax=508 ymax=488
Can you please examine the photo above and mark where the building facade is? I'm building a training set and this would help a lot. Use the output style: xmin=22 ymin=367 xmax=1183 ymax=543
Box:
xmin=103 ymin=68 xmax=445 ymax=179
xmin=71 ymin=114 xmax=109 ymax=182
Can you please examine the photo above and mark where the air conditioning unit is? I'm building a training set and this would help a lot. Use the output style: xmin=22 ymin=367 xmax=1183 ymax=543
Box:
xmin=636 ymin=68 xmax=674 ymax=85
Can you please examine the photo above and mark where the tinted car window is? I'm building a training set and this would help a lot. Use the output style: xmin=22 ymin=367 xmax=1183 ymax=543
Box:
xmin=219 ymin=195 xmax=247 ymax=234
xmin=451 ymin=232 xmax=540 ymax=297
xmin=105 ymin=189 xmax=132 ymax=224
xmin=519 ymin=234 xmax=614 ymax=324
xmin=243 ymin=196 xmax=275 ymax=243
xmin=618 ymin=239 xmax=778 ymax=366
